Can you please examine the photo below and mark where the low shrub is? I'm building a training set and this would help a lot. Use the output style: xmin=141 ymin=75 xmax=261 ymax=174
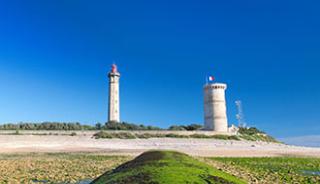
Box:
xmin=238 ymin=127 xmax=264 ymax=135
xmin=115 ymin=132 xmax=136 ymax=139
xmin=14 ymin=130 xmax=20 ymax=135
xmin=168 ymin=124 xmax=203 ymax=131
xmin=103 ymin=121 xmax=161 ymax=131
xmin=238 ymin=127 xmax=278 ymax=143
xmin=189 ymin=134 xmax=211 ymax=138
xmin=93 ymin=131 xmax=114 ymax=139
xmin=165 ymin=133 xmax=188 ymax=138
xmin=228 ymin=135 xmax=241 ymax=140
xmin=94 ymin=131 xmax=240 ymax=141
xmin=135 ymin=133 xmax=154 ymax=139
xmin=168 ymin=125 xmax=186 ymax=131
xmin=210 ymin=134 xmax=240 ymax=140
xmin=93 ymin=131 xmax=136 ymax=139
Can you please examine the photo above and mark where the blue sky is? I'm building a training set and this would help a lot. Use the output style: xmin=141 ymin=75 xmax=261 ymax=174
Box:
xmin=1 ymin=0 xmax=320 ymax=138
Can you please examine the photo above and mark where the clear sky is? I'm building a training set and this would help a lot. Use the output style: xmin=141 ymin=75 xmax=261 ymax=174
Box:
xmin=1 ymin=0 xmax=319 ymax=138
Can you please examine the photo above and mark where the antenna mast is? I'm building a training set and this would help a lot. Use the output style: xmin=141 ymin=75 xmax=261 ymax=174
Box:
xmin=235 ymin=100 xmax=246 ymax=127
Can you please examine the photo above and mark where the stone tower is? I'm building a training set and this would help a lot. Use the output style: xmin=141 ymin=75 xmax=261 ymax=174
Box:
xmin=204 ymin=83 xmax=228 ymax=132
xmin=108 ymin=64 xmax=120 ymax=122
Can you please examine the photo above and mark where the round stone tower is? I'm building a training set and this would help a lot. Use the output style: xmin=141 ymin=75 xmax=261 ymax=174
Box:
xmin=108 ymin=64 xmax=120 ymax=122
xmin=203 ymin=83 xmax=228 ymax=132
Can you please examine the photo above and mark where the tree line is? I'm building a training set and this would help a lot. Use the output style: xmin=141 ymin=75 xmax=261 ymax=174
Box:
xmin=0 ymin=122 xmax=94 ymax=131
xmin=0 ymin=121 xmax=203 ymax=131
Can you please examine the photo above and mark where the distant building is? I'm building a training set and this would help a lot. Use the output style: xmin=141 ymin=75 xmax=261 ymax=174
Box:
xmin=203 ymin=83 xmax=228 ymax=132
xmin=108 ymin=64 xmax=120 ymax=122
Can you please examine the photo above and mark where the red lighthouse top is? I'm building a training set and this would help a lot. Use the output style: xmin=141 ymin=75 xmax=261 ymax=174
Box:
xmin=111 ymin=64 xmax=118 ymax=73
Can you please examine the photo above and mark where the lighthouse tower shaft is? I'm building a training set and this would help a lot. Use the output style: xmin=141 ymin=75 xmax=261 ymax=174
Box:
xmin=108 ymin=65 xmax=120 ymax=122
xmin=204 ymin=83 xmax=228 ymax=132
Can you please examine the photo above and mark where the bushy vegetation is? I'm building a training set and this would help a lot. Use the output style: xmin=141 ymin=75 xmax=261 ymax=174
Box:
xmin=101 ymin=122 xmax=201 ymax=131
xmin=93 ymin=131 xmax=136 ymax=139
xmin=93 ymin=128 xmax=276 ymax=142
xmin=0 ymin=121 xmax=161 ymax=131
xmin=203 ymin=134 xmax=240 ymax=140
xmin=238 ymin=127 xmax=278 ymax=143
xmin=0 ymin=122 xmax=95 ymax=131
xmin=0 ymin=122 xmax=201 ymax=131
xmin=92 ymin=151 xmax=245 ymax=184
xmin=168 ymin=124 xmax=202 ymax=131
xmin=238 ymin=127 xmax=264 ymax=135
xmin=102 ymin=121 xmax=161 ymax=130
xmin=93 ymin=131 xmax=240 ymax=140
xmin=211 ymin=157 xmax=320 ymax=184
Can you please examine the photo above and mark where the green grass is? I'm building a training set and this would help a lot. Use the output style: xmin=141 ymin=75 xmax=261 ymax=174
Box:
xmin=0 ymin=153 xmax=131 ymax=183
xmin=92 ymin=150 xmax=246 ymax=184
xmin=210 ymin=157 xmax=320 ymax=184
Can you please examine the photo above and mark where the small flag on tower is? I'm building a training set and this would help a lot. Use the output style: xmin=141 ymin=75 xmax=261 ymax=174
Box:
xmin=208 ymin=75 xmax=215 ymax=82
xmin=206 ymin=75 xmax=215 ymax=84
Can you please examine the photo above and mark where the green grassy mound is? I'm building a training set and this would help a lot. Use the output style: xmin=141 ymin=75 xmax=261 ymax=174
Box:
xmin=92 ymin=151 xmax=246 ymax=184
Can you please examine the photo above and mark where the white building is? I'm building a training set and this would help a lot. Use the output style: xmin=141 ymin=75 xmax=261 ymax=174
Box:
xmin=203 ymin=83 xmax=228 ymax=132
xmin=108 ymin=64 xmax=120 ymax=122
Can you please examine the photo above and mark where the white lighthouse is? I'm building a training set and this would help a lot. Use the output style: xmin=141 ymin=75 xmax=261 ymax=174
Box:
xmin=204 ymin=83 xmax=228 ymax=132
xmin=108 ymin=64 xmax=120 ymax=122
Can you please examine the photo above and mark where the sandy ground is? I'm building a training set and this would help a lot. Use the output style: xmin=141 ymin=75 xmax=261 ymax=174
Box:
xmin=0 ymin=134 xmax=320 ymax=157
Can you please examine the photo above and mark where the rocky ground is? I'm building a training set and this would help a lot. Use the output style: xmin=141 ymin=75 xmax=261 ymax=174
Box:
xmin=0 ymin=133 xmax=320 ymax=157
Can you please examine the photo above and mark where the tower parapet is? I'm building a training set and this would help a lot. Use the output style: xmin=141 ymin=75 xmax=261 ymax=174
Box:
xmin=203 ymin=83 xmax=228 ymax=132
xmin=108 ymin=64 xmax=120 ymax=122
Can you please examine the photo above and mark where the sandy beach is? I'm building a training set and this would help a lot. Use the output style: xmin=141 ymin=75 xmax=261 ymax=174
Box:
xmin=0 ymin=133 xmax=320 ymax=157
